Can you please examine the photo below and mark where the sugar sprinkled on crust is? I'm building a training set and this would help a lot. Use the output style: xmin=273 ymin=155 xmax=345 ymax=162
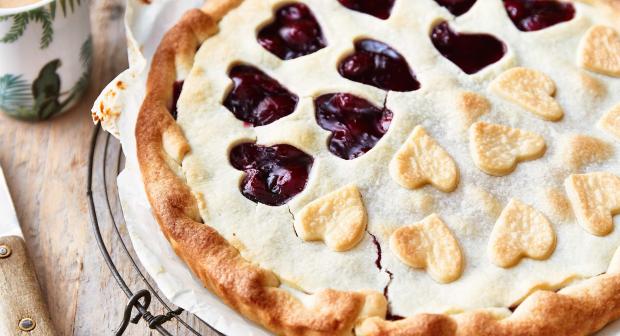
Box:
xmin=390 ymin=126 xmax=460 ymax=193
xmin=488 ymin=199 xmax=556 ymax=268
xmin=390 ymin=214 xmax=464 ymax=284
xmin=578 ymin=25 xmax=620 ymax=77
xmin=295 ymin=185 xmax=368 ymax=252
xmin=490 ymin=67 xmax=564 ymax=121
xmin=132 ymin=0 xmax=620 ymax=335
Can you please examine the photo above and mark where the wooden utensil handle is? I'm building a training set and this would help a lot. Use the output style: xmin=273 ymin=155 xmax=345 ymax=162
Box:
xmin=0 ymin=236 xmax=56 ymax=336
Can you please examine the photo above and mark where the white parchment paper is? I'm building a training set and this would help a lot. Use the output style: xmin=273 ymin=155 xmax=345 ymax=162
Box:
xmin=93 ymin=1 xmax=620 ymax=335
xmin=95 ymin=0 xmax=269 ymax=334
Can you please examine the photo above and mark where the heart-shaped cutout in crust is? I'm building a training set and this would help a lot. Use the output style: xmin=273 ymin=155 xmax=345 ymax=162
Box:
xmin=224 ymin=65 xmax=299 ymax=126
xmin=390 ymin=214 xmax=464 ymax=283
xmin=578 ymin=25 xmax=620 ymax=77
xmin=469 ymin=121 xmax=546 ymax=176
xmin=229 ymin=143 xmax=314 ymax=206
xmin=434 ymin=0 xmax=477 ymax=16
xmin=430 ymin=21 xmax=506 ymax=75
xmin=489 ymin=199 xmax=556 ymax=268
xmin=389 ymin=126 xmax=459 ymax=192
xmin=565 ymin=172 xmax=620 ymax=236
xmin=294 ymin=185 xmax=367 ymax=251
xmin=337 ymin=0 xmax=395 ymax=20
xmin=503 ymin=0 xmax=575 ymax=32
xmin=599 ymin=103 xmax=620 ymax=140
xmin=257 ymin=3 xmax=327 ymax=60
xmin=490 ymin=67 xmax=563 ymax=121
xmin=338 ymin=39 xmax=421 ymax=92
xmin=314 ymin=93 xmax=393 ymax=160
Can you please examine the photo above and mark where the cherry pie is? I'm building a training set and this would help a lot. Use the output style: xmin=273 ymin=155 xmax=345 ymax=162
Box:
xmin=128 ymin=0 xmax=620 ymax=334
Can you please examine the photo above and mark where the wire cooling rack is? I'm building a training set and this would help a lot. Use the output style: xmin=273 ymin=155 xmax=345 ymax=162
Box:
xmin=87 ymin=125 xmax=223 ymax=336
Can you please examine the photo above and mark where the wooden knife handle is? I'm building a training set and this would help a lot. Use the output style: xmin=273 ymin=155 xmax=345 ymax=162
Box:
xmin=0 ymin=236 xmax=56 ymax=336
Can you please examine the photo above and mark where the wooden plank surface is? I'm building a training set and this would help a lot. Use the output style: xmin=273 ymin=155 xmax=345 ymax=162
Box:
xmin=0 ymin=0 xmax=219 ymax=334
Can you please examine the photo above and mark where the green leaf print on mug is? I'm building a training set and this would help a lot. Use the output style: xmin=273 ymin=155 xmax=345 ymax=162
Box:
xmin=0 ymin=8 xmax=54 ymax=49
xmin=0 ymin=45 xmax=91 ymax=120
xmin=0 ymin=73 xmax=33 ymax=117
xmin=49 ymin=0 xmax=82 ymax=19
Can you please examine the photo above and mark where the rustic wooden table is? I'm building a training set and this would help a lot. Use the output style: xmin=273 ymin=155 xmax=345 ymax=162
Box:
xmin=0 ymin=1 xmax=218 ymax=335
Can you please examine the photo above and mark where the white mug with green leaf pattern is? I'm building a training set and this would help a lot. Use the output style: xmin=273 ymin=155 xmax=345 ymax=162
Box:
xmin=0 ymin=0 xmax=91 ymax=121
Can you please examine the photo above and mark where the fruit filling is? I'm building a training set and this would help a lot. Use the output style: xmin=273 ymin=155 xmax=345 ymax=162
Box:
xmin=170 ymin=80 xmax=184 ymax=119
xmin=504 ymin=0 xmax=575 ymax=32
xmin=223 ymin=65 xmax=298 ymax=126
xmin=257 ymin=3 xmax=327 ymax=60
xmin=434 ymin=0 xmax=477 ymax=16
xmin=337 ymin=0 xmax=395 ymax=20
xmin=229 ymin=143 xmax=314 ymax=206
xmin=431 ymin=21 xmax=506 ymax=74
xmin=315 ymin=93 xmax=393 ymax=160
xmin=338 ymin=39 xmax=420 ymax=92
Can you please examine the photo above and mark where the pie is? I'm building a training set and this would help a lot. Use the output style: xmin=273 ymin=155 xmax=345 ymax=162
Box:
xmin=100 ymin=0 xmax=620 ymax=335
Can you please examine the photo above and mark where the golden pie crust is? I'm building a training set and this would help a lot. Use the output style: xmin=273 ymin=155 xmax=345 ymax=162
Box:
xmin=133 ymin=1 xmax=620 ymax=335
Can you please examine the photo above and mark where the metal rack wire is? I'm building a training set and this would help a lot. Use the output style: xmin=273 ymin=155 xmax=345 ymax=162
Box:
xmin=87 ymin=125 xmax=223 ymax=336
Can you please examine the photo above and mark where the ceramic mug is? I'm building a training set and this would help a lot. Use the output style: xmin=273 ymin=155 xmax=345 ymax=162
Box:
xmin=0 ymin=0 xmax=91 ymax=121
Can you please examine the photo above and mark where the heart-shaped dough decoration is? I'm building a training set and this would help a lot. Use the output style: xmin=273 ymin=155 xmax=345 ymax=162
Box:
xmin=469 ymin=121 xmax=546 ymax=176
xmin=389 ymin=214 xmax=464 ymax=283
xmin=565 ymin=172 xmax=620 ymax=236
xmin=489 ymin=199 xmax=556 ymax=268
xmin=389 ymin=126 xmax=459 ymax=192
xmin=490 ymin=67 xmax=563 ymax=121
xmin=599 ymin=103 xmax=620 ymax=140
xmin=578 ymin=25 xmax=620 ymax=77
xmin=294 ymin=185 xmax=367 ymax=251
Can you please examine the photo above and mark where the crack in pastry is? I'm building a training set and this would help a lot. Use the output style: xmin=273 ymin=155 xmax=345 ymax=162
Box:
xmin=469 ymin=121 xmax=546 ymax=176
xmin=488 ymin=199 xmax=557 ymax=268
xmin=490 ymin=67 xmax=563 ymax=121
xmin=389 ymin=214 xmax=464 ymax=284
xmin=565 ymin=172 xmax=620 ymax=236
xmin=294 ymin=185 xmax=367 ymax=251
xmin=578 ymin=25 xmax=620 ymax=77
xmin=389 ymin=126 xmax=459 ymax=193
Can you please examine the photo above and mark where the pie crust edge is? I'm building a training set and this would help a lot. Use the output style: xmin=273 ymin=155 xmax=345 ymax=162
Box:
xmin=134 ymin=1 xmax=620 ymax=335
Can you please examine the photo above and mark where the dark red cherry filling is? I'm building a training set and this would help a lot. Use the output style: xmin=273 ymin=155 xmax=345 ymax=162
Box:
xmin=386 ymin=312 xmax=405 ymax=321
xmin=223 ymin=65 xmax=298 ymax=126
xmin=338 ymin=39 xmax=420 ymax=92
xmin=257 ymin=3 xmax=327 ymax=60
xmin=504 ymin=0 xmax=575 ymax=32
xmin=315 ymin=93 xmax=392 ymax=160
xmin=431 ymin=21 xmax=506 ymax=74
xmin=434 ymin=0 xmax=477 ymax=16
xmin=337 ymin=0 xmax=395 ymax=20
xmin=229 ymin=143 xmax=313 ymax=206
xmin=170 ymin=80 xmax=184 ymax=119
